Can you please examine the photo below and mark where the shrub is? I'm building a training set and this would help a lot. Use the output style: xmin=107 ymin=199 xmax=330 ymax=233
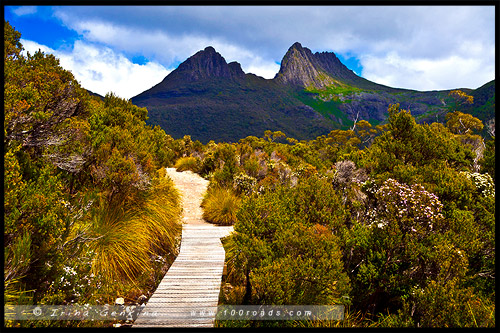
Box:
xmin=250 ymin=224 xmax=351 ymax=305
xmin=202 ymin=187 xmax=241 ymax=225
xmin=370 ymin=178 xmax=444 ymax=233
xmin=224 ymin=179 xmax=351 ymax=307
xmin=85 ymin=175 xmax=182 ymax=300
xmin=233 ymin=172 xmax=257 ymax=196
xmin=409 ymin=278 xmax=495 ymax=327
xmin=174 ymin=156 xmax=201 ymax=172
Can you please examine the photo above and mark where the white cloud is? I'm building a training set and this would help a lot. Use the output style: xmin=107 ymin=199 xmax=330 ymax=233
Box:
xmin=12 ymin=6 xmax=37 ymax=16
xmin=20 ymin=39 xmax=171 ymax=99
xmin=21 ymin=39 xmax=54 ymax=55
xmin=52 ymin=17 xmax=282 ymax=79
xmin=51 ymin=6 xmax=495 ymax=90
xmin=361 ymin=49 xmax=495 ymax=91
xmin=49 ymin=6 xmax=495 ymax=91
xmin=246 ymin=63 xmax=281 ymax=80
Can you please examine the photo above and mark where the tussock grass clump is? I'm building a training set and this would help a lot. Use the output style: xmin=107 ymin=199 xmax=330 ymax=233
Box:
xmin=88 ymin=175 xmax=182 ymax=292
xmin=202 ymin=187 xmax=240 ymax=225
xmin=174 ymin=156 xmax=200 ymax=172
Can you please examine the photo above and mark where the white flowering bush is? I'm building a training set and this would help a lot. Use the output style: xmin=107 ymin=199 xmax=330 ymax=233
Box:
xmin=233 ymin=172 xmax=257 ymax=195
xmin=369 ymin=178 xmax=444 ymax=233
xmin=41 ymin=250 xmax=98 ymax=304
xmin=461 ymin=171 xmax=495 ymax=197
xmin=294 ymin=163 xmax=317 ymax=178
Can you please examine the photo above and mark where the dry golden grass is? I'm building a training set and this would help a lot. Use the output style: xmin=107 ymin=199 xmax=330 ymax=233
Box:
xmin=174 ymin=156 xmax=200 ymax=172
xmin=88 ymin=175 xmax=182 ymax=289
xmin=202 ymin=187 xmax=240 ymax=225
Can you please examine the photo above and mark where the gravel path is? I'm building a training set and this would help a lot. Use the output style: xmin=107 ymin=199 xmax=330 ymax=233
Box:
xmin=165 ymin=167 xmax=210 ymax=225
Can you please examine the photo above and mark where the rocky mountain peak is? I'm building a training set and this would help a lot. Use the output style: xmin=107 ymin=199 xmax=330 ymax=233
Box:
xmin=203 ymin=46 xmax=217 ymax=53
xmin=290 ymin=41 xmax=304 ymax=50
xmin=173 ymin=46 xmax=244 ymax=82
xmin=274 ymin=42 xmax=335 ymax=89
xmin=313 ymin=51 xmax=358 ymax=82
xmin=273 ymin=42 xmax=368 ymax=90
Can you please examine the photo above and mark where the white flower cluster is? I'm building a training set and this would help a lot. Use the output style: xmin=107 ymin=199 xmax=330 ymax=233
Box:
xmin=461 ymin=171 xmax=495 ymax=197
xmin=63 ymin=265 xmax=77 ymax=276
xmin=366 ymin=207 xmax=388 ymax=229
xmin=233 ymin=173 xmax=257 ymax=195
xmin=370 ymin=178 xmax=444 ymax=231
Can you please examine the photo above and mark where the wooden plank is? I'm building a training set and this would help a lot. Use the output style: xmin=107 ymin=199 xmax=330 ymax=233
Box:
xmin=166 ymin=268 xmax=224 ymax=272
xmin=157 ymin=283 xmax=222 ymax=287
xmin=143 ymin=301 xmax=219 ymax=307
xmin=145 ymin=296 xmax=219 ymax=302
xmin=154 ymin=285 xmax=222 ymax=290
xmin=156 ymin=279 xmax=221 ymax=284
xmin=164 ymin=272 xmax=223 ymax=276
xmin=155 ymin=283 xmax=220 ymax=293
xmin=153 ymin=291 xmax=221 ymax=296
xmin=133 ymin=169 xmax=233 ymax=328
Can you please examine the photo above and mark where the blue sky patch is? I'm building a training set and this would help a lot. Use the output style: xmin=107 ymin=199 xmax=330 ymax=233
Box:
xmin=5 ymin=6 xmax=79 ymax=50
xmin=337 ymin=54 xmax=363 ymax=77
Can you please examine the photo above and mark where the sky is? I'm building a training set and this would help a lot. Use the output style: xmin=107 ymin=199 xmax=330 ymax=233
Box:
xmin=4 ymin=5 xmax=495 ymax=100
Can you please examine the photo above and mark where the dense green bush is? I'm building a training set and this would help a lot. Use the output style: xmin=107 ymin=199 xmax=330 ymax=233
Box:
xmin=224 ymin=176 xmax=351 ymax=309
xmin=218 ymin=106 xmax=494 ymax=328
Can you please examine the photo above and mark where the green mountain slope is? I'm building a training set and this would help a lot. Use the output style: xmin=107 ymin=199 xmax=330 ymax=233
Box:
xmin=132 ymin=43 xmax=495 ymax=143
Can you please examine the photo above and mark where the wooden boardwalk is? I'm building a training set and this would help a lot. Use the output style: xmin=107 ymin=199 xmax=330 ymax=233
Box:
xmin=133 ymin=168 xmax=233 ymax=328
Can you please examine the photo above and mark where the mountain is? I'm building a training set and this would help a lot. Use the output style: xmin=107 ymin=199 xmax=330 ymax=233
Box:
xmin=132 ymin=46 xmax=332 ymax=143
xmin=131 ymin=43 xmax=495 ymax=143
xmin=163 ymin=46 xmax=245 ymax=82
xmin=275 ymin=42 xmax=392 ymax=91
xmin=86 ymin=89 xmax=104 ymax=100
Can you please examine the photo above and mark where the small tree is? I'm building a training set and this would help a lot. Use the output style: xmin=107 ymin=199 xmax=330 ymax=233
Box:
xmin=446 ymin=111 xmax=484 ymax=135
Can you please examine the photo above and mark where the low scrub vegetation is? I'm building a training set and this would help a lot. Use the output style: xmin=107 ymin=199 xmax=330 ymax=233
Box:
xmin=4 ymin=21 xmax=495 ymax=328
xmin=174 ymin=156 xmax=201 ymax=172
xmin=4 ymin=22 xmax=183 ymax=327
xmin=202 ymin=187 xmax=240 ymax=225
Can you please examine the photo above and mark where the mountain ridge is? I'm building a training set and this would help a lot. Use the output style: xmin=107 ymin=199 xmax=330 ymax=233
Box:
xmin=131 ymin=42 xmax=495 ymax=143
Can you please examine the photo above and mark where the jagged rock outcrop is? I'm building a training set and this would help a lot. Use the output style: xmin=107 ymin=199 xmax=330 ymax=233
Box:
xmin=274 ymin=42 xmax=336 ymax=88
xmin=274 ymin=42 xmax=397 ymax=91
xmin=168 ymin=46 xmax=245 ymax=82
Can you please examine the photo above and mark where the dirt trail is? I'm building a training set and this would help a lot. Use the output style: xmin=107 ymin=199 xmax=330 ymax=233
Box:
xmin=165 ymin=167 xmax=210 ymax=225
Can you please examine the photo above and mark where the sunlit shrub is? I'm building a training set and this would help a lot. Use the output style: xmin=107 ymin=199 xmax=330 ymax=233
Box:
xmin=225 ymin=178 xmax=351 ymax=307
xmin=174 ymin=156 xmax=201 ymax=172
xmin=460 ymin=171 xmax=495 ymax=197
xmin=233 ymin=172 xmax=257 ymax=196
xmin=251 ymin=225 xmax=351 ymax=305
xmin=202 ymin=187 xmax=241 ymax=225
